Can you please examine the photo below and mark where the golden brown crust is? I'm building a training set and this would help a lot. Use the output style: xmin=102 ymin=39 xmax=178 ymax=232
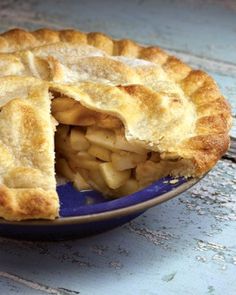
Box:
xmin=0 ymin=76 xmax=59 ymax=221
xmin=0 ymin=185 xmax=59 ymax=221
xmin=182 ymin=133 xmax=230 ymax=175
xmin=0 ymin=28 xmax=232 ymax=218
xmin=0 ymin=28 xmax=231 ymax=158
xmin=163 ymin=56 xmax=191 ymax=81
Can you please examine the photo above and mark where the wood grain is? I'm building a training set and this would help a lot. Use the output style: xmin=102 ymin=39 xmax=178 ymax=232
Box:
xmin=0 ymin=1 xmax=235 ymax=295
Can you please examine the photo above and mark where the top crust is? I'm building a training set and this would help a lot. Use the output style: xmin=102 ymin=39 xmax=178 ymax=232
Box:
xmin=0 ymin=28 xmax=231 ymax=171
xmin=0 ymin=28 xmax=232 ymax=221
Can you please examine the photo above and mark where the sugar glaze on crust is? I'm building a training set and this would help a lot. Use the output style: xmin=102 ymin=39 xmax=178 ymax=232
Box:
xmin=0 ymin=28 xmax=231 ymax=220
xmin=0 ymin=28 xmax=231 ymax=173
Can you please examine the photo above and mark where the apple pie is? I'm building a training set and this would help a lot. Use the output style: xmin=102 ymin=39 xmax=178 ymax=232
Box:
xmin=0 ymin=29 xmax=231 ymax=221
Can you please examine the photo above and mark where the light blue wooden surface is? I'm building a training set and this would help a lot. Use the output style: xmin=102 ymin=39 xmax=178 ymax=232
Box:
xmin=0 ymin=1 xmax=235 ymax=294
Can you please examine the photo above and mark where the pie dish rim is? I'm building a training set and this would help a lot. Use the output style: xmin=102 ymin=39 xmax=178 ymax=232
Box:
xmin=0 ymin=176 xmax=201 ymax=226
xmin=0 ymin=28 xmax=231 ymax=221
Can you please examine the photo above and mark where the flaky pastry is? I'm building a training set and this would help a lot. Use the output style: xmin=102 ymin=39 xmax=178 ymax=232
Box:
xmin=0 ymin=77 xmax=58 ymax=220
xmin=0 ymin=29 xmax=231 ymax=221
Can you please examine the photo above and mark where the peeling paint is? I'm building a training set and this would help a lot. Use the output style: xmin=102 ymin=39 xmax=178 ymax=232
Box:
xmin=126 ymin=221 xmax=177 ymax=249
xmin=0 ymin=272 xmax=80 ymax=295
xmin=161 ymin=272 xmax=177 ymax=282
xmin=0 ymin=1 xmax=235 ymax=294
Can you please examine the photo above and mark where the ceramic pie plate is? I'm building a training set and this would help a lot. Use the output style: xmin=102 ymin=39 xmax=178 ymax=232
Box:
xmin=0 ymin=176 xmax=201 ymax=240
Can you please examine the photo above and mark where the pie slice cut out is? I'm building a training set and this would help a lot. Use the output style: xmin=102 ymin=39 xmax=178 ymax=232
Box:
xmin=0 ymin=29 xmax=231 ymax=221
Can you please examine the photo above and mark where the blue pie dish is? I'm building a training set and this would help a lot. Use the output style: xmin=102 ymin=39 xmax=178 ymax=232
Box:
xmin=0 ymin=176 xmax=199 ymax=240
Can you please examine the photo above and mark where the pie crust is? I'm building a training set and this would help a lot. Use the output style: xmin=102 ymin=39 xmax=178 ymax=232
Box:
xmin=0 ymin=29 xmax=231 ymax=221
xmin=0 ymin=77 xmax=58 ymax=220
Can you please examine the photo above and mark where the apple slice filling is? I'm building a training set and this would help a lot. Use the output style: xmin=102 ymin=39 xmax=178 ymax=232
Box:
xmin=52 ymin=95 xmax=173 ymax=197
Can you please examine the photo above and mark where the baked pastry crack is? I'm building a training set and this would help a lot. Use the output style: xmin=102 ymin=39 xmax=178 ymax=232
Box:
xmin=0 ymin=29 xmax=231 ymax=220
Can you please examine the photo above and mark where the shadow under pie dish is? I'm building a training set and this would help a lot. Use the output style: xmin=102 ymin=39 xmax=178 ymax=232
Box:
xmin=0 ymin=29 xmax=231 ymax=226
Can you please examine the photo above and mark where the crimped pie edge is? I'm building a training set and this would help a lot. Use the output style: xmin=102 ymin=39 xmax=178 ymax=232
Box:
xmin=0 ymin=29 xmax=231 ymax=220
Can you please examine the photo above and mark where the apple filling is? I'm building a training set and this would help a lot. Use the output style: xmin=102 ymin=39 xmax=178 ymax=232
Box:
xmin=52 ymin=95 xmax=176 ymax=197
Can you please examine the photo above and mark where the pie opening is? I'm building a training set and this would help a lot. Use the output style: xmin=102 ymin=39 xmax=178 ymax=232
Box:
xmin=0 ymin=29 xmax=231 ymax=221
xmin=52 ymin=94 xmax=187 ymax=198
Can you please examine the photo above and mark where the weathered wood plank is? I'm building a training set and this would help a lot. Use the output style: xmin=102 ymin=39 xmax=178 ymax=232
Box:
xmin=0 ymin=0 xmax=235 ymax=64
xmin=0 ymin=1 xmax=235 ymax=295
xmin=0 ymin=161 xmax=235 ymax=295
xmin=0 ymin=272 xmax=63 ymax=295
